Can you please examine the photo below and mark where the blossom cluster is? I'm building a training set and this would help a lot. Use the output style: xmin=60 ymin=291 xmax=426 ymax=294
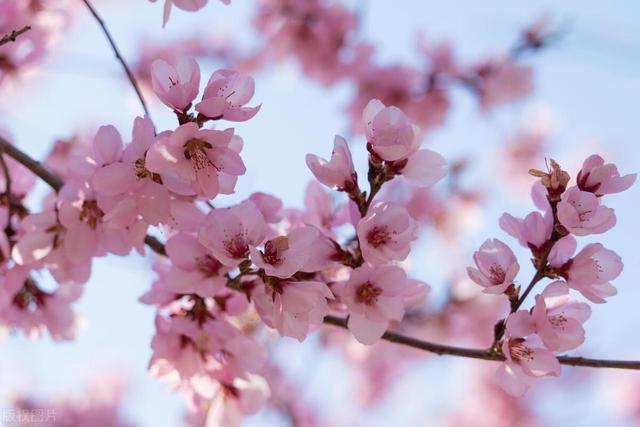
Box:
xmin=467 ymin=157 xmax=636 ymax=395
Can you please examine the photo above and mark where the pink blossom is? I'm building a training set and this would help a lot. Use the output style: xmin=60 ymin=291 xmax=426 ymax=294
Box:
xmin=205 ymin=372 xmax=270 ymax=427
xmin=496 ymin=311 xmax=560 ymax=396
xmin=250 ymin=226 xmax=320 ymax=278
xmin=363 ymin=99 xmax=420 ymax=161
xmin=547 ymin=235 xmax=577 ymax=268
xmin=467 ymin=239 xmax=519 ymax=294
xmin=341 ymin=265 xmax=407 ymax=344
xmin=577 ymin=154 xmax=636 ymax=196
xmin=150 ymin=57 xmax=200 ymax=111
xmin=150 ymin=0 xmax=209 ymax=26
xmin=253 ymin=278 xmax=334 ymax=341
xmin=165 ymin=233 xmax=228 ymax=297
xmin=356 ymin=202 xmax=417 ymax=265
xmin=91 ymin=117 xmax=171 ymax=226
xmin=557 ymin=186 xmax=616 ymax=236
xmin=532 ymin=281 xmax=591 ymax=352
xmin=306 ymin=135 xmax=357 ymax=191
xmin=198 ymin=200 xmax=267 ymax=266
xmin=249 ymin=192 xmax=283 ymax=223
xmin=145 ymin=122 xmax=245 ymax=199
xmin=472 ymin=57 xmax=533 ymax=110
xmin=499 ymin=210 xmax=552 ymax=251
xmin=195 ymin=69 xmax=260 ymax=121
xmin=150 ymin=315 xmax=264 ymax=384
xmin=565 ymin=243 xmax=623 ymax=303
xmin=399 ymin=149 xmax=448 ymax=186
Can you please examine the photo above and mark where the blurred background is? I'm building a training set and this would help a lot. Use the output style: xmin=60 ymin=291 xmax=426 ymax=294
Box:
xmin=0 ymin=0 xmax=639 ymax=426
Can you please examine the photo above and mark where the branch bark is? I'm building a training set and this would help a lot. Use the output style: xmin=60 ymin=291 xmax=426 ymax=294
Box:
xmin=323 ymin=315 xmax=640 ymax=370
xmin=0 ymin=26 xmax=31 ymax=48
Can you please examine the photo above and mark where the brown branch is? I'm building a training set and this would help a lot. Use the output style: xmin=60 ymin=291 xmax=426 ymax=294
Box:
xmin=0 ymin=26 xmax=31 ymax=48
xmin=80 ymin=0 xmax=152 ymax=119
xmin=2 ymin=137 xmax=640 ymax=370
xmin=323 ymin=315 xmax=640 ymax=370
xmin=0 ymin=138 xmax=62 ymax=191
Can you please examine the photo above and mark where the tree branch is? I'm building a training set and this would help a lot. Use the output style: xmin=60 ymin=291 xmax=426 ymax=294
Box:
xmin=1 ymin=137 xmax=639 ymax=371
xmin=0 ymin=26 xmax=31 ymax=48
xmin=323 ymin=315 xmax=640 ymax=370
xmin=80 ymin=0 xmax=151 ymax=119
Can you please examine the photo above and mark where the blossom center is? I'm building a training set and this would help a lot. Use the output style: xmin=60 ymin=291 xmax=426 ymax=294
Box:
xmin=367 ymin=226 xmax=391 ymax=248
xmin=262 ymin=236 xmax=289 ymax=266
xmin=184 ymin=138 xmax=217 ymax=172
xmin=223 ymin=233 xmax=249 ymax=259
xmin=355 ymin=281 xmax=382 ymax=305
xmin=79 ymin=200 xmax=104 ymax=229
xmin=509 ymin=338 xmax=534 ymax=362
xmin=488 ymin=263 xmax=506 ymax=284
xmin=196 ymin=255 xmax=223 ymax=277
xmin=549 ymin=314 xmax=567 ymax=329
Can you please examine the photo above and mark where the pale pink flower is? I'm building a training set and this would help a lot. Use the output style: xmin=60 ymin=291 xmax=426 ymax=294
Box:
xmin=467 ymin=239 xmax=519 ymax=294
xmin=557 ymin=186 xmax=616 ymax=236
xmin=577 ymin=154 xmax=636 ymax=196
xmin=150 ymin=57 xmax=200 ymax=111
xmin=145 ymin=122 xmax=245 ymax=199
xmin=253 ymin=278 xmax=333 ymax=341
xmin=205 ymin=372 xmax=270 ymax=427
xmin=363 ymin=99 xmax=420 ymax=161
xmin=165 ymin=233 xmax=228 ymax=297
xmin=356 ymin=202 xmax=417 ymax=265
xmin=150 ymin=315 xmax=264 ymax=383
xmin=306 ymin=135 xmax=357 ymax=191
xmin=565 ymin=243 xmax=623 ymax=303
xmin=150 ymin=0 xmax=210 ymax=26
xmin=91 ymin=117 xmax=171 ymax=226
xmin=341 ymin=265 xmax=407 ymax=344
xmin=250 ymin=226 xmax=320 ymax=278
xmin=472 ymin=58 xmax=533 ymax=110
xmin=495 ymin=311 xmax=560 ymax=396
xmin=399 ymin=149 xmax=448 ymax=186
xmin=195 ymin=69 xmax=260 ymax=121
xmin=547 ymin=235 xmax=577 ymax=268
xmin=198 ymin=200 xmax=267 ymax=266
xmin=248 ymin=192 xmax=283 ymax=224
xmin=532 ymin=281 xmax=591 ymax=352
xmin=499 ymin=210 xmax=552 ymax=251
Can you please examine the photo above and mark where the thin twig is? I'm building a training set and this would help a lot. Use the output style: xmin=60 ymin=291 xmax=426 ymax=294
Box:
xmin=0 ymin=26 xmax=31 ymax=48
xmin=0 ymin=138 xmax=62 ymax=191
xmin=2 ymin=137 xmax=640 ymax=370
xmin=323 ymin=316 xmax=640 ymax=370
xmin=80 ymin=0 xmax=151 ymax=119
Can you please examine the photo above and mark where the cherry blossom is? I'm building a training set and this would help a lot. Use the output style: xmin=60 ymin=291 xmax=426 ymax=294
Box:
xmin=496 ymin=311 xmax=560 ymax=396
xmin=195 ymin=69 xmax=261 ymax=121
xmin=467 ymin=239 xmax=519 ymax=294
xmin=145 ymin=122 xmax=245 ymax=199
xmin=363 ymin=99 xmax=420 ymax=162
xmin=557 ymin=186 xmax=616 ymax=236
xmin=306 ymin=135 xmax=357 ymax=191
xmin=576 ymin=154 xmax=637 ymax=196
xmin=150 ymin=57 xmax=200 ymax=111
xmin=532 ymin=281 xmax=591 ymax=352
xmin=198 ymin=200 xmax=267 ymax=266
xmin=253 ymin=278 xmax=334 ymax=341
xmin=341 ymin=265 xmax=408 ymax=344
xmin=356 ymin=202 xmax=417 ymax=265
xmin=563 ymin=243 xmax=623 ymax=303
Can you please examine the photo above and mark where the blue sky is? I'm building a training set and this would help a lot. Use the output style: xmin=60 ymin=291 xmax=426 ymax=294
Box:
xmin=0 ymin=1 xmax=639 ymax=426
